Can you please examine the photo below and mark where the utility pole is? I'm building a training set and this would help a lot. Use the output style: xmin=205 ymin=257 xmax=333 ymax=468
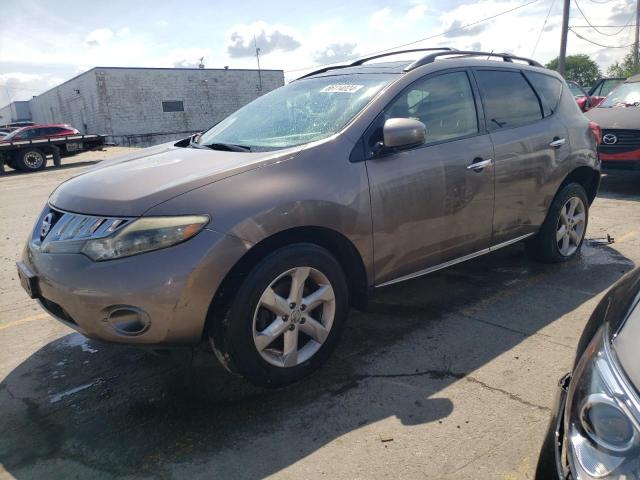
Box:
xmin=254 ymin=35 xmax=263 ymax=92
xmin=558 ymin=0 xmax=570 ymax=77
xmin=635 ymin=0 xmax=640 ymax=73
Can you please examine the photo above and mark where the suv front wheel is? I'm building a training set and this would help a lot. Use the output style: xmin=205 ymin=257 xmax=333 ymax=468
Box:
xmin=210 ymin=243 xmax=349 ymax=387
xmin=526 ymin=182 xmax=589 ymax=263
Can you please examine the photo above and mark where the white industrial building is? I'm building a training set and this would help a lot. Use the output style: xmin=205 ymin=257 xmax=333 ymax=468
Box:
xmin=0 ymin=101 xmax=31 ymax=124
xmin=8 ymin=67 xmax=284 ymax=146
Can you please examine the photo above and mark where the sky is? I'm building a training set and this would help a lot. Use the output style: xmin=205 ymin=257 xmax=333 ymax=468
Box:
xmin=0 ymin=0 xmax=636 ymax=107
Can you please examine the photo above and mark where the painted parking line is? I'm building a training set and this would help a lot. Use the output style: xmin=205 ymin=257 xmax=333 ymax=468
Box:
xmin=0 ymin=313 xmax=49 ymax=331
xmin=616 ymin=230 xmax=637 ymax=244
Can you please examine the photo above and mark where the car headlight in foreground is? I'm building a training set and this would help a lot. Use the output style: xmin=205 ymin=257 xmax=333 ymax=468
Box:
xmin=79 ymin=215 xmax=209 ymax=261
xmin=564 ymin=325 xmax=640 ymax=479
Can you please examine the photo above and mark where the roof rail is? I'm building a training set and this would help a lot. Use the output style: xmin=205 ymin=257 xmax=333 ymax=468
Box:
xmin=296 ymin=47 xmax=456 ymax=80
xmin=404 ymin=51 xmax=543 ymax=72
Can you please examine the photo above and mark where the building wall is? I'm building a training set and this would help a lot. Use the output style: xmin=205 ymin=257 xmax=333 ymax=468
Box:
xmin=0 ymin=101 xmax=32 ymax=123
xmin=29 ymin=67 xmax=284 ymax=147
xmin=29 ymin=71 xmax=104 ymax=134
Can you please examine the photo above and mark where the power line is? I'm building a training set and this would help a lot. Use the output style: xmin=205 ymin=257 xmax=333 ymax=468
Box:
xmin=573 ymin=0 xmax=636 ymax=36
xmin=532 ymin=0 xmax=557 ymax=56
xmin=284 ymin=0 xmax=541 ymax=73
xmin=569 ymin=27 xmax=636 ymax=47
xmin=571 ymin=24 xmax=640 ymax=27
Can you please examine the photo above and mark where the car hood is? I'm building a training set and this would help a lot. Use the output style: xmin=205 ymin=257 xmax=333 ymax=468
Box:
xmin=612 ymin=277 xmax=640 ymax=393
xmin=586 ymin=106 xmax=640 ymax=130
xmin=49 ymin=142 xmax=301 ymax=217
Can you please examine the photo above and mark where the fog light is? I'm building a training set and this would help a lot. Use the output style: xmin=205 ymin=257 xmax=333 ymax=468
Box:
xmin=106 ymin=307 xmax=150 ymax=336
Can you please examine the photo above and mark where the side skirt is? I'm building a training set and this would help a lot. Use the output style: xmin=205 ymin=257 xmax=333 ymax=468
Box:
xmin=375 ymin=233 xmax=535 ymax=288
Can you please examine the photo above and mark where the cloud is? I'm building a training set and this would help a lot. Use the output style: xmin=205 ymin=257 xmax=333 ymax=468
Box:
xmin=370 ymin=4 xmax=429 ymax=32
xmin=406 ymin=4 xmax=428 ymax=22
xmin=0 ymin=72 xmax=64 ymax=106
xmin=312 ymin=42 xmax=358 ymax=64
xmin=155 ymin=20 xmax=169 ymax=27
xmin=166 ymin=47 xmax=212 ymax=68
xmin=442 ymin=20 xmax=488 ymax=38
xmin=608 ymin=0 xmax=635 ymax=24
xmin=85 ymin=28 xmax=114 ymax=47
xmin=370 ymin=8 xmax=393 ymax=31
xmin=226 ymin=21 xmax=301 ymax=58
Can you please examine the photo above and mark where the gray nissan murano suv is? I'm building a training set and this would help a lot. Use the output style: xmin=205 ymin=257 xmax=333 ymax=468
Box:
xmin=18 ymin=49 xmax=602 ymax=386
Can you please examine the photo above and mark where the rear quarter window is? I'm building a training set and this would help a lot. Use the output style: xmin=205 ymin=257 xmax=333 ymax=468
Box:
xmin=475 ymin=70 xmax=543 ymax=131
xmin=526 ymin=72 xmax=562 ymax=117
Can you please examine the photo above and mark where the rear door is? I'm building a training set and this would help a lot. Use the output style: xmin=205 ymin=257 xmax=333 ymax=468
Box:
xmin=365 ymin=69 xmax=495 ymax=285
xmin=474 ymin=68 xmax=570 ymax=245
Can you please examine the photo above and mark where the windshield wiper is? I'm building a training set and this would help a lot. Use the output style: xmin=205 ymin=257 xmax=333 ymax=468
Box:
xmin=188 ymin=133 xmax=208 ymax=149
xmin=202 ymin=142 xmax=251 ymax=152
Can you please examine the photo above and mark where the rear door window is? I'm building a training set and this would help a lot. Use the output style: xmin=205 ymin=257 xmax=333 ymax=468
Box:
xmin=526 ymin=72 xmax=563 ymax=117
xmin=475 ymin=70 xmax=543 ymax=130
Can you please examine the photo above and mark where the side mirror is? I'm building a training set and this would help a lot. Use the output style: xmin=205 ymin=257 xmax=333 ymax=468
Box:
xmin=381 ymin=118 xmax=427 ymax=152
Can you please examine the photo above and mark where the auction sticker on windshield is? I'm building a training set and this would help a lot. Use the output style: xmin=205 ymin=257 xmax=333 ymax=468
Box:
xmin=320 ymin=84 xmax=364 ymax=93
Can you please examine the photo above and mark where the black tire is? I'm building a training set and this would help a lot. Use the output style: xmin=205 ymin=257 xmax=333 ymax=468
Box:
xmin=209 ymin=243 xmax=350 ymax=387
xmin=526 ymin=183 xmax=589 ymax=263
xmin=16 ymin=148 xmax=47 ymax=172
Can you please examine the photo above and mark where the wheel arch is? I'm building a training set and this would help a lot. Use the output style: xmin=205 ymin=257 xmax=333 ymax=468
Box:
xmin=558 ymin=166 xmax=600 ymax=205
xmin=202 ymin=226 xmax=370 ymax=339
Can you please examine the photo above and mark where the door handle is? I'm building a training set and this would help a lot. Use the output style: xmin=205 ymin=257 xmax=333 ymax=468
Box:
xmin=549 ymin=137 xmax=566 ymax=148
xmin=467 ymin=158 xmax=493 ymax=171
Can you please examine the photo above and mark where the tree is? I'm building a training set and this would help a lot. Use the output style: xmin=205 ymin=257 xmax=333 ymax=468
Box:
xmin=607 ymin=47 xmax=640 ymax=78
xmin=545 ymin=54 xmax=602 ymax=87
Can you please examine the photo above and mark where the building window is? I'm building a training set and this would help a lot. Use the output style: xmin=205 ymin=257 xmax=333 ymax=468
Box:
xmin=162 ymin=100 xmax=184 ymax=112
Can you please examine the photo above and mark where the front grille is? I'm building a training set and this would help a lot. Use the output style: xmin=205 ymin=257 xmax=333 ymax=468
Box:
xmin=37 ymin=206 xmax=132 ymax=253
xmin=599 ymin=129 xmax=640 ymax=154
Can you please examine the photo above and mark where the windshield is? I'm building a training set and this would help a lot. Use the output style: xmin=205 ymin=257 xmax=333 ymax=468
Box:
xmin=196 ymin=74 xmax=397 ymax=151
xmin=2 ymin=127 xmax=25 ymax=140
xmin=568 ymin=83 xmax=585 ymax=98
xmin=599 ymin=82 xmax=640 ymax=108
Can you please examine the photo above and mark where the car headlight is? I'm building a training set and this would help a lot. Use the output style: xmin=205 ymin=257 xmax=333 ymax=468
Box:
xmin=81 ymin=215 xmax=209 ymax=261
xmin=564 ymin=325 xmax=640 ymax=479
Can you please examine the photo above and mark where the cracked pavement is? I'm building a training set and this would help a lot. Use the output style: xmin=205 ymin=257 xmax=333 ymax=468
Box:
xmin=1 ymin=150 xmax=639 ymax=479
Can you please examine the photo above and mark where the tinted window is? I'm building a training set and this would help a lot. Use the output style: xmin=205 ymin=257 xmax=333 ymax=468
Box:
xmin=476 ymin=70 xmax=542 ymax=130
xmin=162 ymin=100 xmax=184 ymax=112
xmin=20 ymin=129 xmax=37 ymax=139
xmin=385 ymin=71 xmax=478 ymax=144
xmin=527 ymin=72 xmax=562 ymax=117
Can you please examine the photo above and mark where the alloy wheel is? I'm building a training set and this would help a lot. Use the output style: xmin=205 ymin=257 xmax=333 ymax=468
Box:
xmin=556 ymin=196 xmax=586 ymax=257
xmin=252 ymin=266 xmax=336 ymax=368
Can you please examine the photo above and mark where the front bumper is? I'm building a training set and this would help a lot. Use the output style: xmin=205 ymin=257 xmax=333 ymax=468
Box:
xmin=20 ymin=215 xmax=250 ymax=346
xmin=599 ymin=147 xmax=640 ymax=170
xmin=538 ymin=373 xmax=571 ymax=480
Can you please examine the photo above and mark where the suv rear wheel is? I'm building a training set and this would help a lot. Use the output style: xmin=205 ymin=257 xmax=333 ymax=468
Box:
xmin=210 ymin=243 xmax=349 ymax=387
xmin=526 ymin=183 xmax=589 ymax=263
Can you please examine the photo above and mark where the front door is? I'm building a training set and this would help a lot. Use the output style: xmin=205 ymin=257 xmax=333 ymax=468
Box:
xmin=365 ymin=70 xmax=495 ymax=286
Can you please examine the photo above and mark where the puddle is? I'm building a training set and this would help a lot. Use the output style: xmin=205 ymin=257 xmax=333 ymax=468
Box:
xmin=49 ymin=381 xmax=97 ymax=403
xmin=57 ymin=333 xmax=99 ymax=354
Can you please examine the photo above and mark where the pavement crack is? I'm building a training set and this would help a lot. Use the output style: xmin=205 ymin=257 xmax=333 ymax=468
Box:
xmin=458 ymin=312 xmax=574 ymax=350
xmin=333 ymin=368 xmax=550 ymax=412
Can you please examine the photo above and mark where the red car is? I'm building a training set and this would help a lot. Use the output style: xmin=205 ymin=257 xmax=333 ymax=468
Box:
xmin=1 ymin=124 xmax=80 ymax=142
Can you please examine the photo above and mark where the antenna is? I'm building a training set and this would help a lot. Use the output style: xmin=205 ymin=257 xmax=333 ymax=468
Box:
xmin=254 ymin=35 xmax=263 ymax=92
